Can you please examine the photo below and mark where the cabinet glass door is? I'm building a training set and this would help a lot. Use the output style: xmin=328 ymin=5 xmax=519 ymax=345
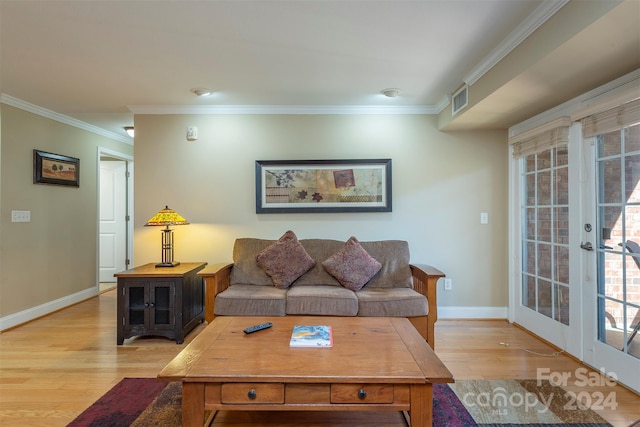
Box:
xmin=126 ymin=285 xmax=146 ymax=326
xmin=150 ymin=283 xmax=174 ymax=328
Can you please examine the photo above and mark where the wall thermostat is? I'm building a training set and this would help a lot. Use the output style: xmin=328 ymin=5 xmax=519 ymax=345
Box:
xmin=186 ymin=126 xmax=198 ymax=141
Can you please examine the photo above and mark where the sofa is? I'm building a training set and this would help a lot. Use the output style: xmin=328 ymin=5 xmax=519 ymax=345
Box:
xmin=198 ymin=231 xmax=445 ymax=348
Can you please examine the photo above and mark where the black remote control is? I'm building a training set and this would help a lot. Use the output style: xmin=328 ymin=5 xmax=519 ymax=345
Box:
xmin=243 ymin=322 xmax=273 ymax=334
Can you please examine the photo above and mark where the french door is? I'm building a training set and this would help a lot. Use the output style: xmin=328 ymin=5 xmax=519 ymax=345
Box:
xmin=512 ymin=126 xmax=582 ymax=358
xmin=512 ymin=122 xmax=640 ymax=393
xmin=583 ymin=123 xmax=640 ymax=392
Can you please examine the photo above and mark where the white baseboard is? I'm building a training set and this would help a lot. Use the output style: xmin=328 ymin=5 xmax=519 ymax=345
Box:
xmin=438 ymin=306 xmax=508 ymax=319
xmin=0 ymin=287 xmax=98 ymax=331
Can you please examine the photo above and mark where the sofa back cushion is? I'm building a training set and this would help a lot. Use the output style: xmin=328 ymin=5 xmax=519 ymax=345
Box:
xmin=295 ymin=239 xmax=343 ymax=286
xmin=359 ymin=240 xmax=412 ymax=288
xmin=230 ymin=238 xmax=274 ymax=286
xmin=230 ymin=237 xmax=412 ymax=289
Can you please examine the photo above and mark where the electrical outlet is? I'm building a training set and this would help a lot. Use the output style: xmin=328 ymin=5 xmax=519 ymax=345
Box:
xmin=11 ymin=210 xmax=31 ymax=222
xmin=480 ymin=212 xmax=489 ymax=224
xmin=444 ymin=278 xmax=453 ymax=291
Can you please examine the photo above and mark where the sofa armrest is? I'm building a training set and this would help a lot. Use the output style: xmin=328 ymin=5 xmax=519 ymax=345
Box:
xmin=198 ymin=263 xmax=233 ymax=323
xmin=410 ymin=264 xmax=445 ymax=348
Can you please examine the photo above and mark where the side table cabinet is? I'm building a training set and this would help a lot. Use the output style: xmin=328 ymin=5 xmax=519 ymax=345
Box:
xmin=115 ymin=262 xmax=207 ymax=345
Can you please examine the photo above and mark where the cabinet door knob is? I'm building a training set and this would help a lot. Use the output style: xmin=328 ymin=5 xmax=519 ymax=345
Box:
xmin=144 ymin=302 xmax=149 ymax=308
xmin=248 ymin=389 xmax=257 ymax=400
xmin=358 ymin=389 xmax=367 ymax=400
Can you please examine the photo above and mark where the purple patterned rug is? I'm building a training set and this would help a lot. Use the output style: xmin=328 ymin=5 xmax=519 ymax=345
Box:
xmin=67 ymin=378 xmax=166 ymax=427
xmin=68 ymin=378 xmax=613 ymax=426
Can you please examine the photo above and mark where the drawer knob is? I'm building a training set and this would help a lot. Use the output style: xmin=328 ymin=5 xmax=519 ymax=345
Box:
xmin=248 ymin=389 xmax=257 ymax=400
xmin=358 ymin=389 xmax=367 ymax=400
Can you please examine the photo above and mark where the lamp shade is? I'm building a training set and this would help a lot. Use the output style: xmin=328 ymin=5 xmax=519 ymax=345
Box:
xmin=145 ymin=206 xmax=189 ymax=227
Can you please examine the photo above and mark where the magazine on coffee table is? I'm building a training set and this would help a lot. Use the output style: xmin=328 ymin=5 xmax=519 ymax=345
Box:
xmin=289 ymin=325 xmax=333 ymax=347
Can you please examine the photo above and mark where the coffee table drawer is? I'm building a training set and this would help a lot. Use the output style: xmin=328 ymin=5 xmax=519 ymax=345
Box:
xmin=331 ymin=384 xmax=394 ymax=403
xmin=221 ymin=383 xmax=284 ymax=404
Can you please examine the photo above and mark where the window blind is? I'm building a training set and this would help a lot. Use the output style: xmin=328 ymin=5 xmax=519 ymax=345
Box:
xmin=509 ymin=117 xmax=571 ymax=159
xmin=582 ymin=98 xmax=640 ymax=138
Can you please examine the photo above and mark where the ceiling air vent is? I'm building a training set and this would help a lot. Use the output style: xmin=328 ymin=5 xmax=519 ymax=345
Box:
xmin=452 ymin=85 xmax=468 ymax=116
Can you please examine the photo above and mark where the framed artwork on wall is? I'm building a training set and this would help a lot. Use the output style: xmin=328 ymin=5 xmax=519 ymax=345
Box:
xmin=255 ymin=159 xmax=392 ymax=213
xmin=33 ymin=149 xmax=80 ymax=187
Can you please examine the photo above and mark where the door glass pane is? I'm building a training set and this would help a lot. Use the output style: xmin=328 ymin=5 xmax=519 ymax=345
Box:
xmin=526 ymin=208 xmax=536 ymax=240
xmin=521 ymin=146 xmax=570 ymax=325
xmin=601 ymin=206 xmax=622 ymax=249
xmin=625 ymin=125 xmax=640 ymax=153
xmin=538 ymin=279 xmax=552 ymax=318
xmin=538 ymin=242 xmax=551 ymax=279
xmin=599 ymin=158 xmax=622 ymax=204
xmin=598 ymin=131 xmax=621 ymax=157
xmin=554 ymin=207 xmax=569 ymax=244
xmin=625 ymin=153 xmax=640 ymax=203
xmin=554 ymin=165 xmax=569 ymax=204
xmin=555 ymin=284 xmax=570 ymax=325
xmin=538 ymin=208 xmax=551 ymax=242
xmin=538 ymin=171 xmax=551 ymax=205
xmin=554 ymin=245 xmax=569 ymax=284
xmin=524 ymin=274 xmax=536 ymax=309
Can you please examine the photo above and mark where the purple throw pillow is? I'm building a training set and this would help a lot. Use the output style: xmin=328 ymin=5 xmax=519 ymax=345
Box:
xmin=322 ymin=236 xmax=382 ymax=291
xmin=256 ymin=230 xmax=315 ymax=289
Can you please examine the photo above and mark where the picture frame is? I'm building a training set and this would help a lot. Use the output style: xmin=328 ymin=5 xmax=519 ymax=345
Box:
xmin=255 ymin=159 xmax=392 ymax=213
xmin=33 ymin=149 xmax=80 ymax=187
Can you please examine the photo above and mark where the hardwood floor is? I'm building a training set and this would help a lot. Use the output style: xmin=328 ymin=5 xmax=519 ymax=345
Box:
xmin=0 ymin=290 xmax=638 ymax=427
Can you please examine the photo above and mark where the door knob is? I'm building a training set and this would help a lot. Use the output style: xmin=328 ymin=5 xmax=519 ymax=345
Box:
xmin=580 ymin=242 xmax=594 ymax=251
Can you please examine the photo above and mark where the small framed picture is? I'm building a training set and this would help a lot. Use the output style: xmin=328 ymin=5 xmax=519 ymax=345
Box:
xmin=33 ymin=149 xmax=80 ymax=187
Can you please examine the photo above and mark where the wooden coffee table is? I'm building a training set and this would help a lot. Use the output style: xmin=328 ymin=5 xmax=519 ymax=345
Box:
xmin=158 ymin=316 xmax=453 ymax=426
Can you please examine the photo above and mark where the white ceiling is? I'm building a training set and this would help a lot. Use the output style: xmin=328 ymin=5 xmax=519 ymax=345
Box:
xmin=1 ymin=0 xmax=639 ymax=142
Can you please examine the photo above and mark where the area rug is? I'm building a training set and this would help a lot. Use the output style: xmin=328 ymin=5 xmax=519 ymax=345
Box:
xmin=68 ymin=378 xmax=613 ymax=426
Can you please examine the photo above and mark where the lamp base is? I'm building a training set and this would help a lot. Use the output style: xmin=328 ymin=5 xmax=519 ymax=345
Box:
xmin=156 ymin=261 xmax=180 ymax=268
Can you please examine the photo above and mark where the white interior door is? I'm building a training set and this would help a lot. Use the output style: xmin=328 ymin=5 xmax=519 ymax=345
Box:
xmin=99 ymin=160 xmax=127 ymax=282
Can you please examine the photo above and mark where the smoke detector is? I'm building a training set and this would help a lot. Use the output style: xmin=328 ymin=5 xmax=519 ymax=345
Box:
xmin=380 ymin=88 xmax=400 ymax=98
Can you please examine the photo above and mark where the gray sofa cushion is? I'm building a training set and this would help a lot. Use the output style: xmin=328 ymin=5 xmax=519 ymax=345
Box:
xmin=286 ymin=285 xmax=358 ymax=316
xmin=360 ymin=240 xmax=412 ymax=288
xmin=214 ymin=284 xmax=286 ymax=316
xmin=356 ymin=288 xmax=428 ymax=317
xmin=230 ymin=238 xmax=274 ymax=286
xmin=295 ymin=239 xmax=343 ymax=286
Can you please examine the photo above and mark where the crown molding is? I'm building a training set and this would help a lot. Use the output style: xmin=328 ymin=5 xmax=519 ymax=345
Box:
xmin=434 ymin=94 xmax=452 ymax=114
xmin=464 ymin=0 xmax=569 ymax=86
xmin=127 ymin=104 xmax=440 ymax=115
xmin=0 ymin=94 xmax=132 ymax=145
